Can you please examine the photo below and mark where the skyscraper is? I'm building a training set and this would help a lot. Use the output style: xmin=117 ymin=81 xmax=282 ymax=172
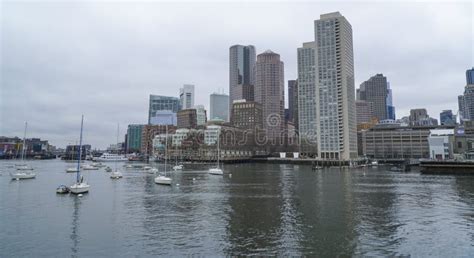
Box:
xmin=179 ymin=84 xmax=195 ymax=109
xmin=386 ymin=82 xmax=396 ymax=120
xmin=126 ymin=124 xmax=144 ymax=153
xmin=462 ymin=85 xmax=474 ymax=121
xmin=148 ymin=95 xmax=180 ymax=125
xmin=440 ymin=110 xmax=456 ymax=125
xmin=288 ymin=80 xmax=299 ymax=129
xmin=357 ymin=74 xmax=389 ymax=121
xmin=231 ymin=100 xmax=263 ymax=130
xmin=314 ymin=12 xmax=357 ymax=160
xmin=255 ymin=50 xmax=284 ymax=143
xmin=210 ymin=93 xmax=229 ymax=121
xmin=297 ymin=42 xmax=317 ymax=148
xmin=466 ymin=67 xmax=474 ymax=85
xmin=229 ymin=45 xmax=256 ymax=111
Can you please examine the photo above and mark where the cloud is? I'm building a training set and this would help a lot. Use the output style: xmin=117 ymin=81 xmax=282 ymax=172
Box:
xmin=1 ymin=1 xmax=472 ymax=148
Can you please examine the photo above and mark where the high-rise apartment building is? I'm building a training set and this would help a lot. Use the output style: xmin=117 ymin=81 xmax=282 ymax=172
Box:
xmin=255 ymin=50 xmax=285 ymax=143
xmin=210 ymin=93 xmax=229 ymax=121
xmin=179 ymin=84 xmax=195 ymax=110
xmin=357 ymin=74 xmax=389 ymax=121
xmin=288 ymin=80 xmax=299 ymax=129
xmin=229 ymin=45 xmax=256 ymax=111
xmin=297 ymin=42 xmax=317 ymax=148
xmin=314 ymin=12 xmax=357 ymax=160
xmin=148 ymin=95 xmax=180 ymax=125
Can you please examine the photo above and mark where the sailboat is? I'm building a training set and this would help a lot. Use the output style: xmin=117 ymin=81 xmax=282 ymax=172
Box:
xmin=208 ymin=128 xmax=223 ymax=175
xmin=172 ymin=142 xmax=183 ymax=171
xmin=10 ymin=122 xmax=36 ymax=180
xmin=155 ymin=126 xmax=172 ymax=185
xmin=110 ymin=123 xmax=123 ymax=179
xmin=69 ymin=115 xmax=90 ymax=194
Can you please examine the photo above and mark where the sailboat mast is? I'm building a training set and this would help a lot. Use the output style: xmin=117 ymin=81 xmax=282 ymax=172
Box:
xmin=76 ymin=115 xmax=84 ymax=183
xmin=115 ymin=123 xmax=119 ymax=171
xmin=217 ymin=128 xmax=220 ymax=168
xmin=165 ymin=125 xmax=168 ymax=175
xmin=21 ymin=122 xmax=27 ymax=161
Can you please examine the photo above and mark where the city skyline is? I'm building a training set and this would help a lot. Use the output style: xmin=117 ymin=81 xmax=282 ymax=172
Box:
xmin=1 ymin=1 xmax=472 ymax=148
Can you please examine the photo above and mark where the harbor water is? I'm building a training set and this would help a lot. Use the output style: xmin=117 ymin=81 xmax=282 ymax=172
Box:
xmin=0 ymin=159 xmax=473 ymax=256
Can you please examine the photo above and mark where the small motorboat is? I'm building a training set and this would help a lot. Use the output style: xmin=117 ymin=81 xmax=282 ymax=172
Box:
xmin=82 ymin=164 xmax=99 ymax=170
xmin=56 ymin=185 xmax=70 ymax=194
xmin=143 ymin=166 xmax=152 ymax=170
xmin=148 ymin=168 xmax=158 ymax=174
xmin=66 ymin=167 xmax=78 ymax=173
xmin=92 ymin=162 xmax=105 ymax=168
xmin=105 ymin=166 xmax=112 ymax=172
xmin=208 ymin=168 xmax=223 ymax=175
xmin=173 ymin=164 xmax=183 ymax=171
xmin=110 ymin=170 xmax=123 ymax=179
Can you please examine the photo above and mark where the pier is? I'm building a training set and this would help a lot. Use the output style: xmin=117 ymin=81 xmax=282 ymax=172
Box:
xmin=420 ymin=160 xmax=474 ymax=174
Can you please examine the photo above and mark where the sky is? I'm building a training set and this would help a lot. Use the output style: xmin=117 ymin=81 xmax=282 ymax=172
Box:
xmin=1 ymin=0 xmax=473 ymax=149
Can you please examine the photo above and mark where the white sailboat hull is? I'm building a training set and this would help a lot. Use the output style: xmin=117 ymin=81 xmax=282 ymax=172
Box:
xmin=10 ymin=172 xmax=36 ymax=180
xmin=154 ymin=175 xmax=172 ymax=185
xmin=66 ymin=168 xmax=78 ymax=173
xmin=16 ymin=166 xmax=34 ymax=171
xmin=70 ymin=183 xmax=90 ymax=194
xmin=110 ymin=171 xmax=123 ymax=179
xmin=208 ymin=168 xmax=223 ymax=175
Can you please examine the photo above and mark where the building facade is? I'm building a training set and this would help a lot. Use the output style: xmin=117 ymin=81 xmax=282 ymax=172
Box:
xmin=231 ymin=100 xmax=263 ymax=131
xmin=409 ymin=108 xmax=438 ymax=126
xmin=229 ymin=45 xmax=256 ymax=112
xmin=126 ymin=124 xmax=144 ymax=153
xmin=357 ymin=74 xmax=389 ymax=121
xmin=179 ymin=84 xmax=195 ymax=110
xmin=195 ymin=105 xmax=207 ymax=126
xmin=288 ymin=80 xmax=298 ymax=130
xmin=177 ymin=109 xmax=198 ymax=129
xmin=314 ymin=12 xmax=357 ymax=160
xmin=461 ymin=85 xmax=474 ymax=121
xmin=466 ymin=67 xmax=474 ymax=85
xmin=428 ymin=129 xmax=454 ymax=160
xmin=361 ymin=126 xmax=431 ymax=159
xmin=148 ymin=95 xmax=180 ymax=125
xmin=255 ymin=50 xmax=285 ymax=144
xmin=355 ymin=100 xmax=374 ymax=125
xmin=141 ymin=125 xmax=176 ymax=155
xmin=210 ymin=93 xmax=229 ymax=121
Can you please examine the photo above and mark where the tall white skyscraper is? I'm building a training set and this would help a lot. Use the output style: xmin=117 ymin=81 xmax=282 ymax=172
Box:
xmin=297 ymin=42 xmax=317 ymax=152
xmin=179 ymin=84 xmax=195 ymax=110
xmin=313 ymin=12 xmax=357 ymax=160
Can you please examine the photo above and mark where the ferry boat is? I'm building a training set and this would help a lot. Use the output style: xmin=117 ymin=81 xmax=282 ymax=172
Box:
xmin=93 ymin=153 xmax=128 ymax=162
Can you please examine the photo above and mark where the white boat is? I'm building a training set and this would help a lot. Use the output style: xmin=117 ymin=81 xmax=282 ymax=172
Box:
xmin=124 ymin=164 xmax=133 ymax=168
xmin=93 ymin=153 xmax=128 ymax=162
xmin=149 ymin=168 xmax=158 ymax=174
xmin=208 ymin=168 xmax=223 ymax=175
xmin=82 ymin=164 xmax=99 ymax=170
xmin=110 ymin=123 xmax=123 ymax=180
xmin=154 ymin=175 xmax=172 ymax=185
xmin=143 ymin=166 xmax=152 ymax=170
xmin=155 ymin=125 xmax=172 ymax=186
xmin=10 ymin=171 xmax=36 ymax=180
xmin=11 ymin=122 xmax=36 ymax=180
xmin=92 ymin=162 xmax=105 ymax=167
xmin=173 ymin=164 xmax=183 ymax=171
xmin=66 ymin=167 xmax=78 ymax=173
xmin=208 ymin=128 xmax=223 ymax=175
xmin=69 ymin=115 xmax=90 ymax=194
xmin=371 ymin=161 xmax=378 ymax=166
xmin=173 ymin=144 xmax=183 ymax=171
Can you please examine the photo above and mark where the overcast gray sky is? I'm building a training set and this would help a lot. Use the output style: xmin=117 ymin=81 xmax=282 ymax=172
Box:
xmin=1 ymin=0 xmax=473 ymax=149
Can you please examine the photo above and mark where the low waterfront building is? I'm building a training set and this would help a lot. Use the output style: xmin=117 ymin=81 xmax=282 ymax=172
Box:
xmin=141 ymin=125 xmax=176 ymax=156
xmin=361 ymin=125 xmax=431 ymax=159
xmin=177 ymin=109 xmax=197 ymax=129
xmin=428 ymin=129 xmax=454 ymax=160
xmin=64 ymin=144 xmax=91 ymax=160
xmin=453 ymin=121 xmax=474 ymax=160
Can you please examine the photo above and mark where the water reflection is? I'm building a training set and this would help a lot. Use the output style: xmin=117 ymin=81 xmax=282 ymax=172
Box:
xmin=70 ymin=196 xmax=81 ymax=257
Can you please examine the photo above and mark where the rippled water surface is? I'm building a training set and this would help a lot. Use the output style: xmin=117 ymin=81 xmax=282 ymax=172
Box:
xmin=1 ymin=160 xmax=473 ymax=256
